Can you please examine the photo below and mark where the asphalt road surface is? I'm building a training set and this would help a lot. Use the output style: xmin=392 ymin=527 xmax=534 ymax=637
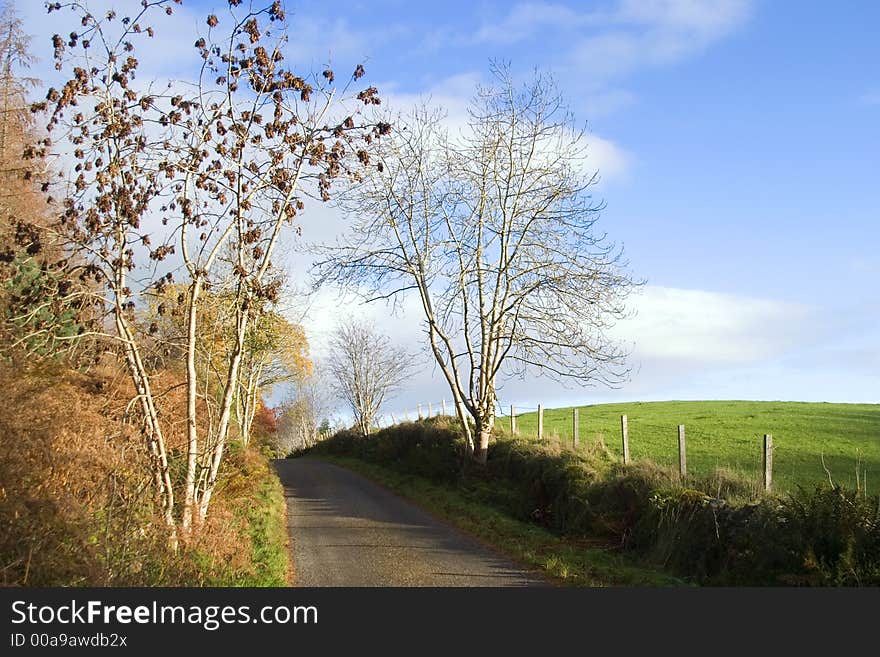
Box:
xmin=273 ymin=457 xmax=546 ymax=587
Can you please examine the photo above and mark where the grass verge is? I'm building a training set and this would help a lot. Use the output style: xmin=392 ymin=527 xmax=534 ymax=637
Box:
xmin=196 ymin=447 xmax=293 ymax=587
xmin=186 ymin=445 xmax=293 ymax=587
xmin=240 ymin=466 xmax=292 ymax=586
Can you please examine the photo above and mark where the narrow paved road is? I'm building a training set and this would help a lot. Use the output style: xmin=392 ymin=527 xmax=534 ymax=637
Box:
xmin=273 ymin=457 xmax=546 ymax=587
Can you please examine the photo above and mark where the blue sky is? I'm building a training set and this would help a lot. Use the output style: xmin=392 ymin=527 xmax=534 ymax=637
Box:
xmin=19 ymin=1 xmax=879 ymax=413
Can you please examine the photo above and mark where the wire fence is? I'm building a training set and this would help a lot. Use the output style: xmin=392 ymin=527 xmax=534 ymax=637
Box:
xmin=374 ymin=399 xmax=878 ymax=496
xmin=378 ymin=400 xmax=542 ymax=427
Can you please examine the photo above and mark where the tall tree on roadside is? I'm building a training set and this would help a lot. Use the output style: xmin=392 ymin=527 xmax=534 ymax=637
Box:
xmin=141 ymin=284 xmax=312 ymax=449
xmin=35 ymin=0 xmax=386 ymax=538
xmin=316 ymin=65 xmax=638 ymax=463
xmin=32 ymin=0 xmax=189 ymax=538
xmin=275 ymin=367 xmax=335 ymax=454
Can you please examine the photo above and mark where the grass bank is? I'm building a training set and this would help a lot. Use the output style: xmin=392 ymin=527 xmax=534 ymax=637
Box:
xmin=196 ymin=445 xmax=293 ymax=586
xmin=0 ymin=361 xmax=292 ymax=586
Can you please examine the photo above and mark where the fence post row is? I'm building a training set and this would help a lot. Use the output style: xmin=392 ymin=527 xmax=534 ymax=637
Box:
xmin=763 ymin=434 xmax=773 ymax=492
xmin=409 ymin=403 xmax=777 ymax=487
xmin=678 ymin=425 xmax=686 ymax=478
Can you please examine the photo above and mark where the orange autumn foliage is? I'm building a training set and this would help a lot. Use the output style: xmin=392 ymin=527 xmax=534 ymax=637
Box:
xmin=0 ymin=356 xmax=280 ymax=585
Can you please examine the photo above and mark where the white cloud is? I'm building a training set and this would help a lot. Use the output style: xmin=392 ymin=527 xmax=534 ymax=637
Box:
xmin=616 ymin=0 xmax=751 ymax=37
xmin=584 ymin=132 xmax=630 ymax=181
xmin=616 ymin=286 xmax=816 ymax=365
xmin=379 ymin=72 xmax=480 ymax=137
xmin=468 ymin=1 xmax=752 ymax=95
xmin=573 ymin=0 xmax=752 ymax=80
xmin=297 ymin=285 xmax=425 ymax=357
xmin=472 ymin=3 xmax=591 ymax=45
xmin=573 ymin=31 xmax=644 ymax=79
xmin=473 ymin=0 xmax=752 ymax=51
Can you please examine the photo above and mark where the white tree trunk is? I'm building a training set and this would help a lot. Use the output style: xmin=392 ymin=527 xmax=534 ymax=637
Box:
xmin=196 ymin=293 xmax=249 ymax=523
xmin=181 ymin=276 xmax=203 ymax=532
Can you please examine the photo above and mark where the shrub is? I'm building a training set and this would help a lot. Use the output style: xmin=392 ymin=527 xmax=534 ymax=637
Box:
xmin=310 ymin=417 xmax=467 ymax=483
xmin=0 ymin=360 xmax=165 ymax=585
xmin=780 ymin=485 xmax=880 ymax=585
xmin=484 ymin=437 xmax=609 ymax=533
xmin=252 ymin=401 xmax=279 ymax=437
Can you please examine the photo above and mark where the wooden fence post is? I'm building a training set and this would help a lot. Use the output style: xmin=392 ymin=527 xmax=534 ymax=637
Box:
xmin=621 ymin=415 xmax=630 ymax=464
xmin=538 ymin=404 xmax=544 ymax=440
xmin=763 ymin=434 xmax=773 ymax=492
xmin=442 ymin=399 xmax=447 ymax=416
xmin=417 ymin=404 xmax=423 ymax=420
xmin=572 ymin=408 xmax=579 ymax=448
xmin=510 ymin=405 xmax=516 ymax=434
xmin=678 ymin=425 xmax=687 ymax=478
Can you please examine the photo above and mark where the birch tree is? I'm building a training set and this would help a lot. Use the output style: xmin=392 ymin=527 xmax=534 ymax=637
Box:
xmin=316 ymin=66 xmax=637 ymax=463
xmin=36 ymin=0 xmax=386 ymax=537
xmin=236 ymin=310 xmax=311 ymax=448
xmin=32 ymin=0 xmax=185 ymax=534
xmin=275 ymin=368 xmax=335 ymax=453
xmin=0 ymin=1 xmax=37 ymax=164
xmin=177 ymin=2 xmax=384 ymax=526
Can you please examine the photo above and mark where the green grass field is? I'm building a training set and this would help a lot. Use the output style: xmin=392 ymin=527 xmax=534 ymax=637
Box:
xmin=501 ymin=401 xmax=880 ymax=496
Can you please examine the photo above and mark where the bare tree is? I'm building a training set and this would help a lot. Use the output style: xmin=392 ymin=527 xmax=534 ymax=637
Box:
xmin=316 ymin=65 xmax=638 ymax=463
xmin=327 ymin=320 xmax=410 ymax=436
xmin=275 ymin=366 xmax=335 ymax=454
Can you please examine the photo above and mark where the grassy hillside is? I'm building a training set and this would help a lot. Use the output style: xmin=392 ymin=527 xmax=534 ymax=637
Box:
xmin=503 ymin=401 xmax=880 ymax=496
